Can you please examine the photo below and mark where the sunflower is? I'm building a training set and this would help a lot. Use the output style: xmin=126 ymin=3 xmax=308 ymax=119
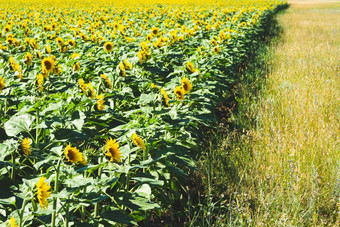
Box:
xmin=104 ymin=41 xmax=114 ymax=52
xmin=46 ymin=44 xmax=51 ymax=54
xmin=213 ymin=46 xmax=220 ymax=54
xmin=132 ymin=133 xmax=146 ymax=150
xmin=210 ymin=39 xmax=217 ymax=46
xmin=4 ymin=25 xmax=11 ymax=33
xmin=56 ymin=37 xmax=64 ymax=46
xmin=141 ymin=41 xmax=149 ymax=52
xmin=25 ymin=52 xmax=32 ymax=65
xmin=78 ymin=78 xmax=87 ymax=94
xmin=0 ymin=76 xmax=5 ymax=92
xmin=96 ymin=94 xmax=105 ymax=111
xmin=151 ymin=27 xmax=159 ymax=36
xmin=186 ymin=62 xmax=196 ymax=73
xmin=64 ymin=144 xmax=86 ymax=165
xmin=161 ymin=88 xmax=170 ymax=107
xmin=37 ymin=74 xmax=44 ymax=91
xmin=10 ymin=217 xmax=18 ymax=227
xmin=42 ymin=57 xmax=55 ymax=73
xmin=105 ymin=138 xmax=122 ymax=163
xmin=67 ymin=39 xmax=75 ymax=47
xmin=36 ymin=176 xmax=51 ymax=209
xmin=100 ymin=74 xmax=112 ymax=89
xmin=71 ymin=53 xmax=80 ymax=59
xmin=73 ymin=62 xmax=80 ymax=71
xmin=181 ymin=77 xmax=192 ymax=94
xmin=123 ymin=59 xmax=132 ymax=70
xmin=119 ymin=62 xmax=126 ymax=77
xmin=21 ymin=138 xmax=31 ymax=156
xmin=174 ymin=86 xmax=185 ymax=101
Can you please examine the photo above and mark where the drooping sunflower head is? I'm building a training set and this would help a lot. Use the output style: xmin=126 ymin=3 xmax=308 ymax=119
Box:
xmin=132 ymin=133 xmax=146 ymax=150
xmin=64 ymin=144 xmax=86 ymax=165
xmin=105 ymin=138 xmax=122 ymax=163
xmin=96 ymin=94 xmax=105 ymax=111
xmin=123 ymin=59 xmax=132 ymax=70
xmin=181 ymin=77 xmax=192 ymax=94
xmin=174 ymin=86 xmax=185 ymax=101
xmin=0 ymin=76 xmax=6 ymax=92
xmin=36 ymin=176 xmax=51 ymax=209
xmin=41 ymin=57 xmax=55 ymax=73
xmin=104 ymin=41 xmax=114 ymax=52
xmin=21 ymin=138 xmax=31 ymax=156
xmin=100 ymin=74 xmax=112 ymax=89
xmin=151 ymin=27 xmax=159 ymax=36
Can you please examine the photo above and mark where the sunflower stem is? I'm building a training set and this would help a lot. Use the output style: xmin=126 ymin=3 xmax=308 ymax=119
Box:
xmin=64 ymin=195 xmax=70 ymax=227
xmin=19 ymin=198 xmax=28 ymax=227
xmin=51 ymin=158 xmax=61 ymax=227
xmin=125 ymin=153 xmax=131 ymax=191
xmin=35 ymin=108 xmax=39 ymax=148
xmin=10 ymin=151 xmax=16 ymax=182
xmin=94 ymin=156 xmax=103 ymax=217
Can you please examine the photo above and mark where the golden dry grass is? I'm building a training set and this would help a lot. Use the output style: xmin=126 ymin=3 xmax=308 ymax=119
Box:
xmin=248 ymin=1 xmax=340 ymax=225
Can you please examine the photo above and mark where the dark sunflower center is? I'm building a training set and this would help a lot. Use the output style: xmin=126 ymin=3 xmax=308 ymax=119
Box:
xmin=44 ymin=60 xmax=52 ymax=70
xmin=106 ymin=44 xmax=112 ymax=50
xmin=183 ymin=83 xmax=188 ymax=91
xmin=68 ymin=150 xmax=75 ymax=160
xmin=153 ymin=30 xmax=157 ymax=35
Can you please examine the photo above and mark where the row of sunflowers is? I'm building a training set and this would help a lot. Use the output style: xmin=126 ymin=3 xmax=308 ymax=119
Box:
xmin=0 ymin=0 xmax=287 ymax=225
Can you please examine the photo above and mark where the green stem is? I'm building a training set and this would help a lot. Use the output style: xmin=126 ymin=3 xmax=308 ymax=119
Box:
xmin=19 ymin=199 xmax=28 ymax=227
xmin=10 ymin=151 xmax=16 ymax=182
xmin=64 ymin=196 xmax=70 ymax=227
xmin=35 ymin=109 xmax=39 ymax=148
xmin=51 ymin=158 xmax=62 ymax=227
xmin=94 ymin=156 xmax=103 ymax=217
xmin=126 ymin=153 xmax=131 ymax=190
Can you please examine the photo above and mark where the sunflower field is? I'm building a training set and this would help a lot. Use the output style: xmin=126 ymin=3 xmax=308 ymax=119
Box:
xmin=0 ymin=0 xmax=286 ymax=226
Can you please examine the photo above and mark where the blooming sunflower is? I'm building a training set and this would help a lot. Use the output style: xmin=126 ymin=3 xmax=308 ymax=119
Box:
xmin=36 ymin=176 xmax=51 ymax=209
xmin=46 ymin=44 xmax=51 ymax=54
xmin=64 ymin=144 xmax=86 ymax=165
xmin=78 ymin=79 xmax=87 ymax=94
xmin=123 ymin=59 xmax=132 ymax=70
xmin=132 ymin=133 xmax=146 ymax=150
xmin=160 ymin=88 xmax=170 ymax=107
xmin=119 ymin=62 xmax=126 ymax=77
xmin=68 ymin=39 xmax=76 ymax=47
xmin=36 ymin=74 xmax=44 ymax=91
xmin=104 ymin=41 xmax=114 ymax=52
xmin=21 ymin=138 xmax=31 ymax=156
xmin=174 ymin=86 xmax=185 ymax=101
xmin=181 ymin=77 xmax=192 ymax=94
xmin=41 ymin=57 xmax=55 ymax=73
xmin=56 ymin=37 xmax=64 ymax=46
xmin=105 ymin=138 xmax=122 ymax=163
xmin=0 ymin=76 xmax=5 ymax=92
xmin=151 ymin=27 xmax=159 ymax=36
xmin=25 ymin=52 xmax=32 ymax=65
xmin=213 ymin=46 xmax=220 ymax=54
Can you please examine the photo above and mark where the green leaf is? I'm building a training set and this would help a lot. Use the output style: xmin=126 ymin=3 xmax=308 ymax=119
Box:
xmin=0 ymin=196 xmax=16 ymax=205
xmin=4 ymin=114 xmax=35 ymax=137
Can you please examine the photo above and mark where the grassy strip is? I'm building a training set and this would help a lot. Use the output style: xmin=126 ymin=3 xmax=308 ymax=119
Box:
xmin=193 ymin=1 xmax=339 ymax=226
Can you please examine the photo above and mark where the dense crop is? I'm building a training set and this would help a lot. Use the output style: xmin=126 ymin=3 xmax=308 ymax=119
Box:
xmin=0 ymin=0 xmax=286 ymax=225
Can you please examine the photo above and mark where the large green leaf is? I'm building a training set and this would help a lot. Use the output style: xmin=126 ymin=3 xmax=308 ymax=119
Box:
xmin=4 ymin=114 xmax=35 ymax=137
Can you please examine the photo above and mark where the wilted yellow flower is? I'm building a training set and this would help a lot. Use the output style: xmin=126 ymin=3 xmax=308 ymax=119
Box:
xmin=37 ymin=176 xmax=51 ymax=209
xmin=181 ymin=77 xmax=192 ymax=94
xmin=105 ymin=138 xmax=122 ymax=163
xmin=21 ymin=138 xmax=31 ymax=156
xmin=64 ymin=144 xmax=86 ymax=165
xmin=174 ymin=86 xmax=185 ymax=101
xmin=87 ymin=82 xmax=95 ymax=98
xmin=132 ymin=133 xmax=146 ymax=150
